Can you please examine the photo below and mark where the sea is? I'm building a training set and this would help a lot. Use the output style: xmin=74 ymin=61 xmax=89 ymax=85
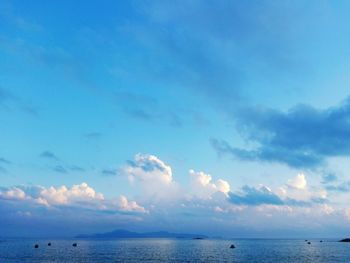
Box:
xmin=0 ymin=238 xmax=349 ymax=262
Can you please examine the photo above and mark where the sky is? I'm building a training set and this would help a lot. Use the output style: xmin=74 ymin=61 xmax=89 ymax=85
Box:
xmin=2 ymin=0 xmax=350 ymax=238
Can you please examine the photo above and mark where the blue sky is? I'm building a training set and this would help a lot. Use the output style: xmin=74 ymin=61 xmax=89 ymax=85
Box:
xmin=2 ymin=0 xmax=350 ymax=238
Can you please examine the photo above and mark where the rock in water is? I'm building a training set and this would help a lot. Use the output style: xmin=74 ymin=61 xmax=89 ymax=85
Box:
xmin=72 ymin=243 xmax=77 ymax=247
xmin=230 ymin=244 xmax=235 ymax=249
xmin=339 ymin=238 xmax=350 ymax=242
xmin=48 ymin=242 xmax=51 ymax=246
xmin=307 ymin=242 xmax=311 ymax=244
xmin=34 ymin=244 xmax=39 ymax=248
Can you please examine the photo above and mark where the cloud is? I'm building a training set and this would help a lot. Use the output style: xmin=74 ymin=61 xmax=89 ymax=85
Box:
xmin=69 ymin=165 xmax=85 ymax=172
xmin=52 ymin=165 xmax=68 ymax=174
xmin=125 ymin=153 xmax=173 ymax=185
xmin=0 ymin=87 xmax=37 ymax=115
xmin=212 ymin=98 xmax=350 ymax=168
xmin=102 ymin=169 xmax=117 ymax=176
xmin=0 ymin=187 xmax=26 ymax=200
xmin=118 ymin=195 xmax=147 ymax=213
xmin=322 ymin=173 xmax=338 ymax=184
xmin=85 ymin=132 xmax=102 ymax=140
xmin=0 ymin=157 xmax=11 ymax=164
xmin=0 ymin=1 xmax=43 ymax=32
xmin=287 ymin=173 xmax=307 ymax=190
xmin=40 ymin=150 xmax=59 ymax=160
xmin=228 ymin=173 xmax=327 ymax=207
xmin=121 ymin=0 xmax=309 ymax=113
xmin=229 ymin=185 xmax=285 ymax=206
xmin=121 ymin=154 xmax=181 ymax=201
xmin=189 ymin=169 xmax=230 ymax=199
xmin=0 ymin=153 xmax=340 ymax=237
xmin=0 ymin=182 xmax=146 ymax=213
xmin=228 ymin=184 xmax=318 ymax=207
xmin=113 ymin=91 xmax=183 ymax=127
xmin=39 ymin=151 xmax=86 ymax=173
xmin=121 ymin=154 xmax=327 ymax=209
xmin=325 ymin=181 xmax=350 ymax=193
xmin=0 ymin=157 xmax=10 ymax=174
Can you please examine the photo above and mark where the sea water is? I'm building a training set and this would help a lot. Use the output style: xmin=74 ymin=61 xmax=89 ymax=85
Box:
xmin=0 ymin=238 xmax=349 ymax=262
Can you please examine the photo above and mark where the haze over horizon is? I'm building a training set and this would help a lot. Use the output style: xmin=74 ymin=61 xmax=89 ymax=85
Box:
xmin=2 ymin=0 xmax=350 ymax=238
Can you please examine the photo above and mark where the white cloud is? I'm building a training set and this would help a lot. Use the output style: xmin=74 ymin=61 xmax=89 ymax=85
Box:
xmin=118 ymin=195 xmax=147 ymax=213
xmin=125 ymin=153 xmax=173 ymax=184
xmin=40 ymin=182 xmax=104 ymax=205
xmin=122 ymin=154 xmax=181 ymax=201
xmin=216 ymin=179 xmax=230 ymax=194
xmin=0 ymin=187 xmax=26 ymax=200
xmin=0 ymin=182 xmax=146 ymax=213
xmin=189 ymin=169 xmax=230 ymax=199
xmin=282 ymin=173 xmax=328 ymax=203
xmin=287 ymin=173 xmax=307 ymax=189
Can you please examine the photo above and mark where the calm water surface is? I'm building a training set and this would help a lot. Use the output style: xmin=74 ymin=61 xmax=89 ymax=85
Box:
xmin=0 ymin=238 xmax=349 ymax=262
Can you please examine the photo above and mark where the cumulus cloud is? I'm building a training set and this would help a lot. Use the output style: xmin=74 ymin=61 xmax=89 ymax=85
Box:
xmin=0 ymin=153 xmax=344 ymax=237
xmin=121 ymin=154 xmax=232 ymax=203
xmin=0 ymin=187 xmax=26 ymax=200
xmin=212 ymin=98 xmax=350 ymax=168
xmin=189 ymin=169 xmax=230 ymax=199
xmin=287 ymin=173 xmax=307 ymax=189
xmin=118 ymin=195 xmax=147 ymax=213
xmin=125 ymin=153 xmax=173 ymax=185
xmin=121 ymin=154 xmax=181 ymax=201
xmin=228 ymin=173 xmax=326 ymax=207
xmin=0 ymin=182 xmax=146 ymax=213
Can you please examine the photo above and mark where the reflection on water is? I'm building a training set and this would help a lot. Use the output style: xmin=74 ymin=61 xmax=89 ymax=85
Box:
xmin=0 ymin=238 xmax=349 ymax=262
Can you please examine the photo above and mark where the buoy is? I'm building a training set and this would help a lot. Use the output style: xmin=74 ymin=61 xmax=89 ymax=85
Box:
xmin=72 ymin=243 xmax=77 ymax=247
xmin=34 ymin=244 xmax=39 ymax=248
xmin=230 ymin=244 xmax=235 ymax=249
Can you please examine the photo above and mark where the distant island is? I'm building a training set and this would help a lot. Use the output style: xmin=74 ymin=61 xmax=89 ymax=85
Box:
xmin=76 ymin=229 xmax=208 ymax=239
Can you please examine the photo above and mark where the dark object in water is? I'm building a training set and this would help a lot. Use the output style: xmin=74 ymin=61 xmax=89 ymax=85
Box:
xmin=307 ymin=242 xmax=311 ymax=244
xmin=48 ymin=242 xmax=51 ymax=246
xmin=305 ymin=240 xmax=308 ymax=242
xmin=34 ymin=244 xmax=39 ymax=248
xmin=339 ymin=238 xmax=350 ymax=242
xmin=230 ymin=244 xmax=235 ymax=249
xmin=72 ymin=243 xmax=77 ymax=247
xmin=193 ymin=237 xmax=204 ymax=240
xmin=320 ymin=240 xmax=323 ymax=243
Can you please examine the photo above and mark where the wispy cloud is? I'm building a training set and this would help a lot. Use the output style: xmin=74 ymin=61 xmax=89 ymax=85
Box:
xmin=85 ymin=132 xmax=102 ymax=140
xmin=322 ymin=173 xmax=338 ymax=184
xmin=0 ymin=157 xmax=11 ymax=165
xmin=101 ymin=169 xmax=117 ymax=176
xmin=0 ymin=87 xmax=38 ymax=115
xmin=40 ymin=151 xmax=59 ymax=161
xmin=52 ymin=165 xmax=68 ymax=174
xmin=113 ymin=91 xmax=183 ymax=127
